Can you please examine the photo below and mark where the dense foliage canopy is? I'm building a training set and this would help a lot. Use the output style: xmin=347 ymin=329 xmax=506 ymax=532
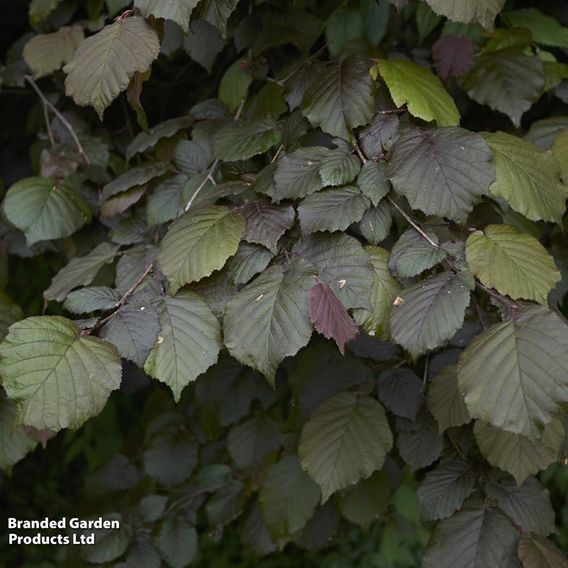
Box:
xmin=1 ymin=0 xmax=568 ymax=566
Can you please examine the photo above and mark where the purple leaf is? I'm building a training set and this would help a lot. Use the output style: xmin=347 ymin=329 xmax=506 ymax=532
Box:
xmin=308 ymin=282 xmax=358 ymax=353
xmin=432 ymin=36 xmax=475 ymax=81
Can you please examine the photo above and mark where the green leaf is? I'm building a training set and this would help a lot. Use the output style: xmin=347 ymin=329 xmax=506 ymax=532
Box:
xmin=63 ymin=287 xmax=120 ymax=314
xmin=213 ymin=119 xmax=281 ymax=162
xmin=301 ymin=55 xmax=375 ymax=141
xmin=424 ymin=0 xmax=506 ymax=30
xmin=29 ymin=0 xmax=63 ymax=27
xmin=144 ymin=292 xmax=222 ymax=401
xmin=224 ymin=263 xmax=313 ymax=382
xmin=298 ymin=186 xmax=370 ymax=234
xmin=376 ymin=60 xmax=460 ymax=126
xmin=0 ymin=390 xmax=37 ymax=473
xmin=484 ymin=474 xmax=555 ymax=536
xmin=64 ymin=18 xmax=160 ymax=119
xmin=299 ymin=392 xmax=393 ymax=502
xmin=458 ymin=306 xmax=568 ymax=440
xmin=377 ymin=368 xmax=424 ymax=421
xmin=147 ymin=175 xmax=186 ymax=226
xmin=102 ymin=163 xmax=169 ymax=201
xmin=219 ymin=58 xmax=252 ymax=113
xmin=353 ymin=246 xmax=400 ymax=340
xmin=318 ymin=150 xmax=361 ymax=187
xmin=134 ymin=0 xmax=199 ymax=31
xmin=474 ymin=420 xmax=564 ymax=485
xmin=0 ymin=293 xmax=24 ymax=341
xmin=197 ymin=0 xmax=239 ymax=36
xmin=227 ymin=415 xmax=282 ymax=470
xmin=325 ymin=7 xmax=362 ymax=56
xmin=427 ymin=364 xmax=471 ymax=432
xmin=417 ymin=460 xmax=476 ymax=521
xmin=396 ymin=410 xmax=444 ymax=470
xmin=358 ymin=202 xmax=392 ymax=245
xmin=156 ymin=514 xmax=198 ymax=568
xmin=389 ymin=228 xmax=445 ymax=279
xmin=100 ymin=301 xmax=160 ymax=367
xmin=293 ymin=233 xmax=374 ymax=310
xmin=390 ymin=271 xmax=473 ymax=358
xmin=259 ymin=455 xmax=321 ymax=539
xmin=461 ymin=52 xmax=544 ymax=127
xmin=44 ymin=243 xmax=120 ymax=302
xmin=81 ymin=513 xmax=132 ymax=564
xmin=518 ymin=534 xmax=568 ymax=568
xmin=502 ymin=9 xmax=568 ymax=48
xmin=183 ymin=19 xmax=225 ymax=73
xmin=241 ymin=202 xmax=295 ymax=254
xmin=227 ymin=242 xmax=273 ymax=285
xmin=466 ymin=225 xmax=560 ymax=304
xmin=273 ymin=147 xmax=329 ymax=201
xmin=4 ymin=177 xmax=92 ymax=246
xmin=552 ymin=129 xmax=568 ymax=183
xmin=157 ymin=205 xmax=245 ymax=292
xmin=422 ymin=498 xmax=519 ymax=568
xmin=357 ymin=161 xmax=390 ymax=206
xmin=0 ymin=316 xmax=121 ymax=431
xmin=387 ymin=127 xmax=494 ymax=222
xmin=485 ymin=132 xmax=568 ymax=223
xmin=338 ymin=470 xmax=390 ymax=529
xmin=23 ymin=26 xmax=84 ymax=78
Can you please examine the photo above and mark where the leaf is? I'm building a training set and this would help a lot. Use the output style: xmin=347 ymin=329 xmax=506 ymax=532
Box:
xmin=259 ymin=455 xmax=321 ymax=539
xmin=218 ymin=58 xmax=252 ymax=112
xmin=63 ymin=287 xmax=120 ymax=314
xmin=474 ymin=420 xmax=564 ymax=485
xmin=29 ymin=0 xmax=63 ymax=27
xmin=184 ymin=19 xmax=225 ymax=73
xmin=157 ymin=205 xmax=245 ymax=292
xmin=417 ymin=460 xmax=476 ymax=521
xmin=424 ymin=0 xmax=506 ymax=30
xmin=227 ymin=242 xmax=273 ymax=285
xmin=325 ymin=7 xmax=363 ymax=56
xmin=156 ymin=514 xmax=198 ymax=568
xmin=387 ymin=127 xmax=494 ymax=222
xmin=466 ymin=225 xmax=560 ymax=304
xmin=80 ymin=513 xmax=132 ymax=564
xmin=518 ymin=534 xmax=568 ymax=568
xmin=397 ymin=410 xmax=444 ymax=470
xmin=197 ymin=0 xmax=239 ymax=36
xmin=502 ymin=9 xmax=568 ymax=48
xmin=353 ymin=246 xmax=400 ymax=340
xmin=298 ymin=186 xmax=370 ymax=234
xmin=64 ymin=18 xmax=160 ymax=119
xmin=0 ymin=316 xmax=121 ymax=431
xmin=133 ymin=0 xmax=199 ymax=31
xmin=293 ymin=233 xmax=374 ymax=310
xmin=432 ymin=35 xmax=475 ymax=80
xmin=299 ymin=392 xmax=393 ymax=502
xmin=376 ymin=59 xmax=460 ymax=126
xmin=213 ymin=119 xmax=281 ymax=162
xmin=44 ymin=243 xmax=120 ymax=302
xmin=422 ymin=498 xmax=519 ymax=568
xmin=389 ymin=228 xmax=445 ymax=279
xmin=224 ymin=263 xmax=313 ymax=382
xmin=390 ymin=271 xmax=473 ymax=358
xmin=427 ymin=364 xmax=471 ymax=432
xmin=308 ymin=282 xmax=359 ymax=353
xmin=100 ymin=302 xmax=160 ymax=367
xmin=338 ymin=470 xmax=390 ymax=529
xmin=0 ymin=390 xmax=37 ymax=473
xmin=147 ymin=175 xmax=186 ymax=226
xmin=458 ymin=306 xmax=568 ymax=440
xmin=0 ymin=294 xmax=24 ymax=341
xmin=227 ymin=415 xmax=282 ymax=470
xmin=357 ymin=161 xmax=390 ymax=206
xmin=461 ymin=51 xmax=544 ymax=127
xmin=144 ymin=292 xmax=222 ymax=401
xmin=4 ymin=177 xmax=92 ymax=246
xmin=102 ymin=163 xmax=169 ymax=201
xmin=485 ymin=132 xmax=568 ymax=223
xmin=301 ymin=55 xmax=375 ymax=141
xmin=318 ymin=150 xmax=361 ymax=187
xmin=358 ymin=202 xmax=392 ymax=245
xmin=484 ymin=474 xmax=555 ymax=536
xmin=116 ymin=245 xmax=157 ymax=294
xmin=552 ymin=129 xmax=568 ymax=183
xmin=377 ymin=368 xmax=424 ymax=421
xmin=273 ymin=147 xmax=329 ymax=201
xmin=23 ymin=26 xmax=84 ymax=78
xmin=359 ymin=114 xmax=400 ymax=159
xmin=241 ymin=202 xmax=295 ymax=254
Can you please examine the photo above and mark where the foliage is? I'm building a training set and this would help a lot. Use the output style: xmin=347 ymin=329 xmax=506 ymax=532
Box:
xmin=1 ymin=0 xmax=568 ymax=566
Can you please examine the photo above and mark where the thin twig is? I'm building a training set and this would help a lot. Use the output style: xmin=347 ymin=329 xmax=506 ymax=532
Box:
xmin=25 ymin=75 xmax=90 ymax=164
xmin=42 ymin=104 xmax=56 ymax=147
xmin=387 ymin=196 xmax=440 ymax=249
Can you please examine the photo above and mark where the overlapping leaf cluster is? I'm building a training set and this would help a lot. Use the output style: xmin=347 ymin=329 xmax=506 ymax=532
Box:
xmin=1 ymin=0 xmax=568 ymax=565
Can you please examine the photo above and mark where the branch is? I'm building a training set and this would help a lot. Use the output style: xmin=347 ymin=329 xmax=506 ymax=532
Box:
xmin=25 ymin=75 xmax=91 ymax=165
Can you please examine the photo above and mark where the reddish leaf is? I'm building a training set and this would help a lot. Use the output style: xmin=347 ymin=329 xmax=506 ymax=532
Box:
xmin=308 ymin=282 xmax=358 ymax=353
xmin=432 ymin=36 xmax=475 ymax=81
